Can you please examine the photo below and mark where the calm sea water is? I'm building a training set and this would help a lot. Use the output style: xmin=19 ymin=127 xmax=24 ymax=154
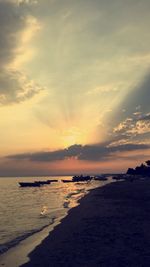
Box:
xmin=0 ymin=176 xmax=110 ymax=254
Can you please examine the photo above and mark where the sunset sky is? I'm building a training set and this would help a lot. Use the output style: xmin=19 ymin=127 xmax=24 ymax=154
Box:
xmin=0 ymin=0 xmax=150 ymax=175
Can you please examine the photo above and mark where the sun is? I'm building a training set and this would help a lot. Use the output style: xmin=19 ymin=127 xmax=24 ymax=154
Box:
xmin=63 ymin=134 xmax=77 ymax=147
xmin=61 ymin=127 xmax=86 ymax=147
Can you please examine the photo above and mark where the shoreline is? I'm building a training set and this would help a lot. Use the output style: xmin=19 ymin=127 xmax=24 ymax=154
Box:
xmin=0 ymin=179 xmax=111 ymax=266
xmin=20 ymin=179 xmax=150 ymax=267
xmin=2 ymin=178 xmax=150 ymax=266
xmin=0 ymin=182 xmax=94 ymax=266
xmin=0 ymin=213 xmax=67 ymax=267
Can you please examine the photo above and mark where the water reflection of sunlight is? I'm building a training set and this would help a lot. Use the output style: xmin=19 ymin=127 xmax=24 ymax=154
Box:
xmin=40 ymin=205 xmax=48 ymax=215
xmin=31 ymin=177 xmax=111 ymax=218
xmin=60 ymin=181 xmax=90 ymax=209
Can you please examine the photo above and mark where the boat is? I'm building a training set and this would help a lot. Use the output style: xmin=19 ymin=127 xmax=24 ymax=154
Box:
xmin=19 ymin=182 xmax=41 ymax=187
xmin=34 ymin=181 xmax=51 ymax=185
xmin=47 ymin=179 xmax=58 ymax=183
xmin=112 ymin=174 xmax=125 ymax=181
xmin=93 ymin=175 xmax=107 ymax=181
xmin=61 ymin=180 xmax=74 ymax=183
xmin=72 ymin=175 xmax=92 ymax=182
xmin=34 ymin=179 xmax=58 ymax=185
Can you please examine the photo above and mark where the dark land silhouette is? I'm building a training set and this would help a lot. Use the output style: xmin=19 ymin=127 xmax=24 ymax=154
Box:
xmin=127 ymin=160 xmax=150 ymax=176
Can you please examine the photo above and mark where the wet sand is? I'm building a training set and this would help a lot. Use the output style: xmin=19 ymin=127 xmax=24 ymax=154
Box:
xmin=17 ymin=180 xmax=150 ymax=266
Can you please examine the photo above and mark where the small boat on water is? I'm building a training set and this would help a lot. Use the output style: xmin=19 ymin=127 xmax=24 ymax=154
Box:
xmin=61 ymin=175 xmax=92 ymax=183
xmin=35 ymin=181 xmax=50 ymax=185
xmin=61 ymin=180 xmax=74 ymax=183
xmin=112 ymin=174 xmax=125 ymax=181
xmin=72 ymin=175 xmax=92 ymax=182
xmin=93 ymin=175 xmax=107 ymax=181
xmin=19 ymin=179 xmax=58 ymax=187
xmin=19 ymin=182 xmax=41 ymax=187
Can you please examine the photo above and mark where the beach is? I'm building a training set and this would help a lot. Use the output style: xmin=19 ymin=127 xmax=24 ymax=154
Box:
xmin=16 ymin=179 xmax=150 ymax=267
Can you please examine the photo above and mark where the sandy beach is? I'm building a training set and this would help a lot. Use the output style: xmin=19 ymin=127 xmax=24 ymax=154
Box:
xmin=12 ymin=179 xmax=150 ymax=267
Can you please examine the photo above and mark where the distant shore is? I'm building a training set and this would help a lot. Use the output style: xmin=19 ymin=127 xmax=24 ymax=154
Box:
xmin=16 ymin=178 xmax=150 ymax=267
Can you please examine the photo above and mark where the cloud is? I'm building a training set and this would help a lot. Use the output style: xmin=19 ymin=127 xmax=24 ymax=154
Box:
xmin=86 ymin=83 xmax=121 ymax=95
xmin=6 ymin=142 xmax=150 ymax=162
xmin=0 ymin=69 xmax=43 ymax=104
xmin=140 ymin=113 xmax=150 ymax=121
xmin=7 ymin=144 xmax=83 ymax=161
xmin=114 ymin=112 xmax=150 ymax=137
xmin=127 ymin=74 xmax=150 ymax=115
xmin=0 ymin=0 xmax=43 ymax=104
xmin=111 ymin=73 xmax=150 ymax=125
xmin=17 ymin=0 xmax=38 ymax=5
xmin=27 ymin=0 xmax=150 ymax=136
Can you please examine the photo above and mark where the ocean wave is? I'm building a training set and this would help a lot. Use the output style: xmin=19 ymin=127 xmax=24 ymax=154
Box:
xmin=63 ymin=189 xmax=87 ymax=210
xmin=65 ymin=189 xmax=85 ymax=200
xmin=0 ymin=217 xmax=56 ymax=255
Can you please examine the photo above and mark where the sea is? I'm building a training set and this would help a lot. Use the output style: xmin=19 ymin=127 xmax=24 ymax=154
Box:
xmin=0 ymin=176 xmax=111 ymax=255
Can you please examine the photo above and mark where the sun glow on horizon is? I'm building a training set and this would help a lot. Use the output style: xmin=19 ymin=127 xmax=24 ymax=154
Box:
xmin=61 ymin=127 xmax=86 ymax=147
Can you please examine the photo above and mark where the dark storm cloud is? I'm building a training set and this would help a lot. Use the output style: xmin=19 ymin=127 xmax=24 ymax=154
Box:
xmin=0 ymin=0 xmax=42 ymax=104
xmin=6 ymin=143 xmax=150 ymax=162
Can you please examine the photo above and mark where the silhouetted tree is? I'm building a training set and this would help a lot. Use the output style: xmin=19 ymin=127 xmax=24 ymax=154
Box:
xmin=146 ymin=160 xmax=150 ymax=167
xmin=126 ymin=161 xmax=150 ymax=176
xmin=127 ymin=168 xmax=135 ymax=175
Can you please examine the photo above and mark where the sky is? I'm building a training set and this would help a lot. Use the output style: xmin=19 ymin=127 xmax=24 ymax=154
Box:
xmin=0 ymin=0 xmax=150 ymax=176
